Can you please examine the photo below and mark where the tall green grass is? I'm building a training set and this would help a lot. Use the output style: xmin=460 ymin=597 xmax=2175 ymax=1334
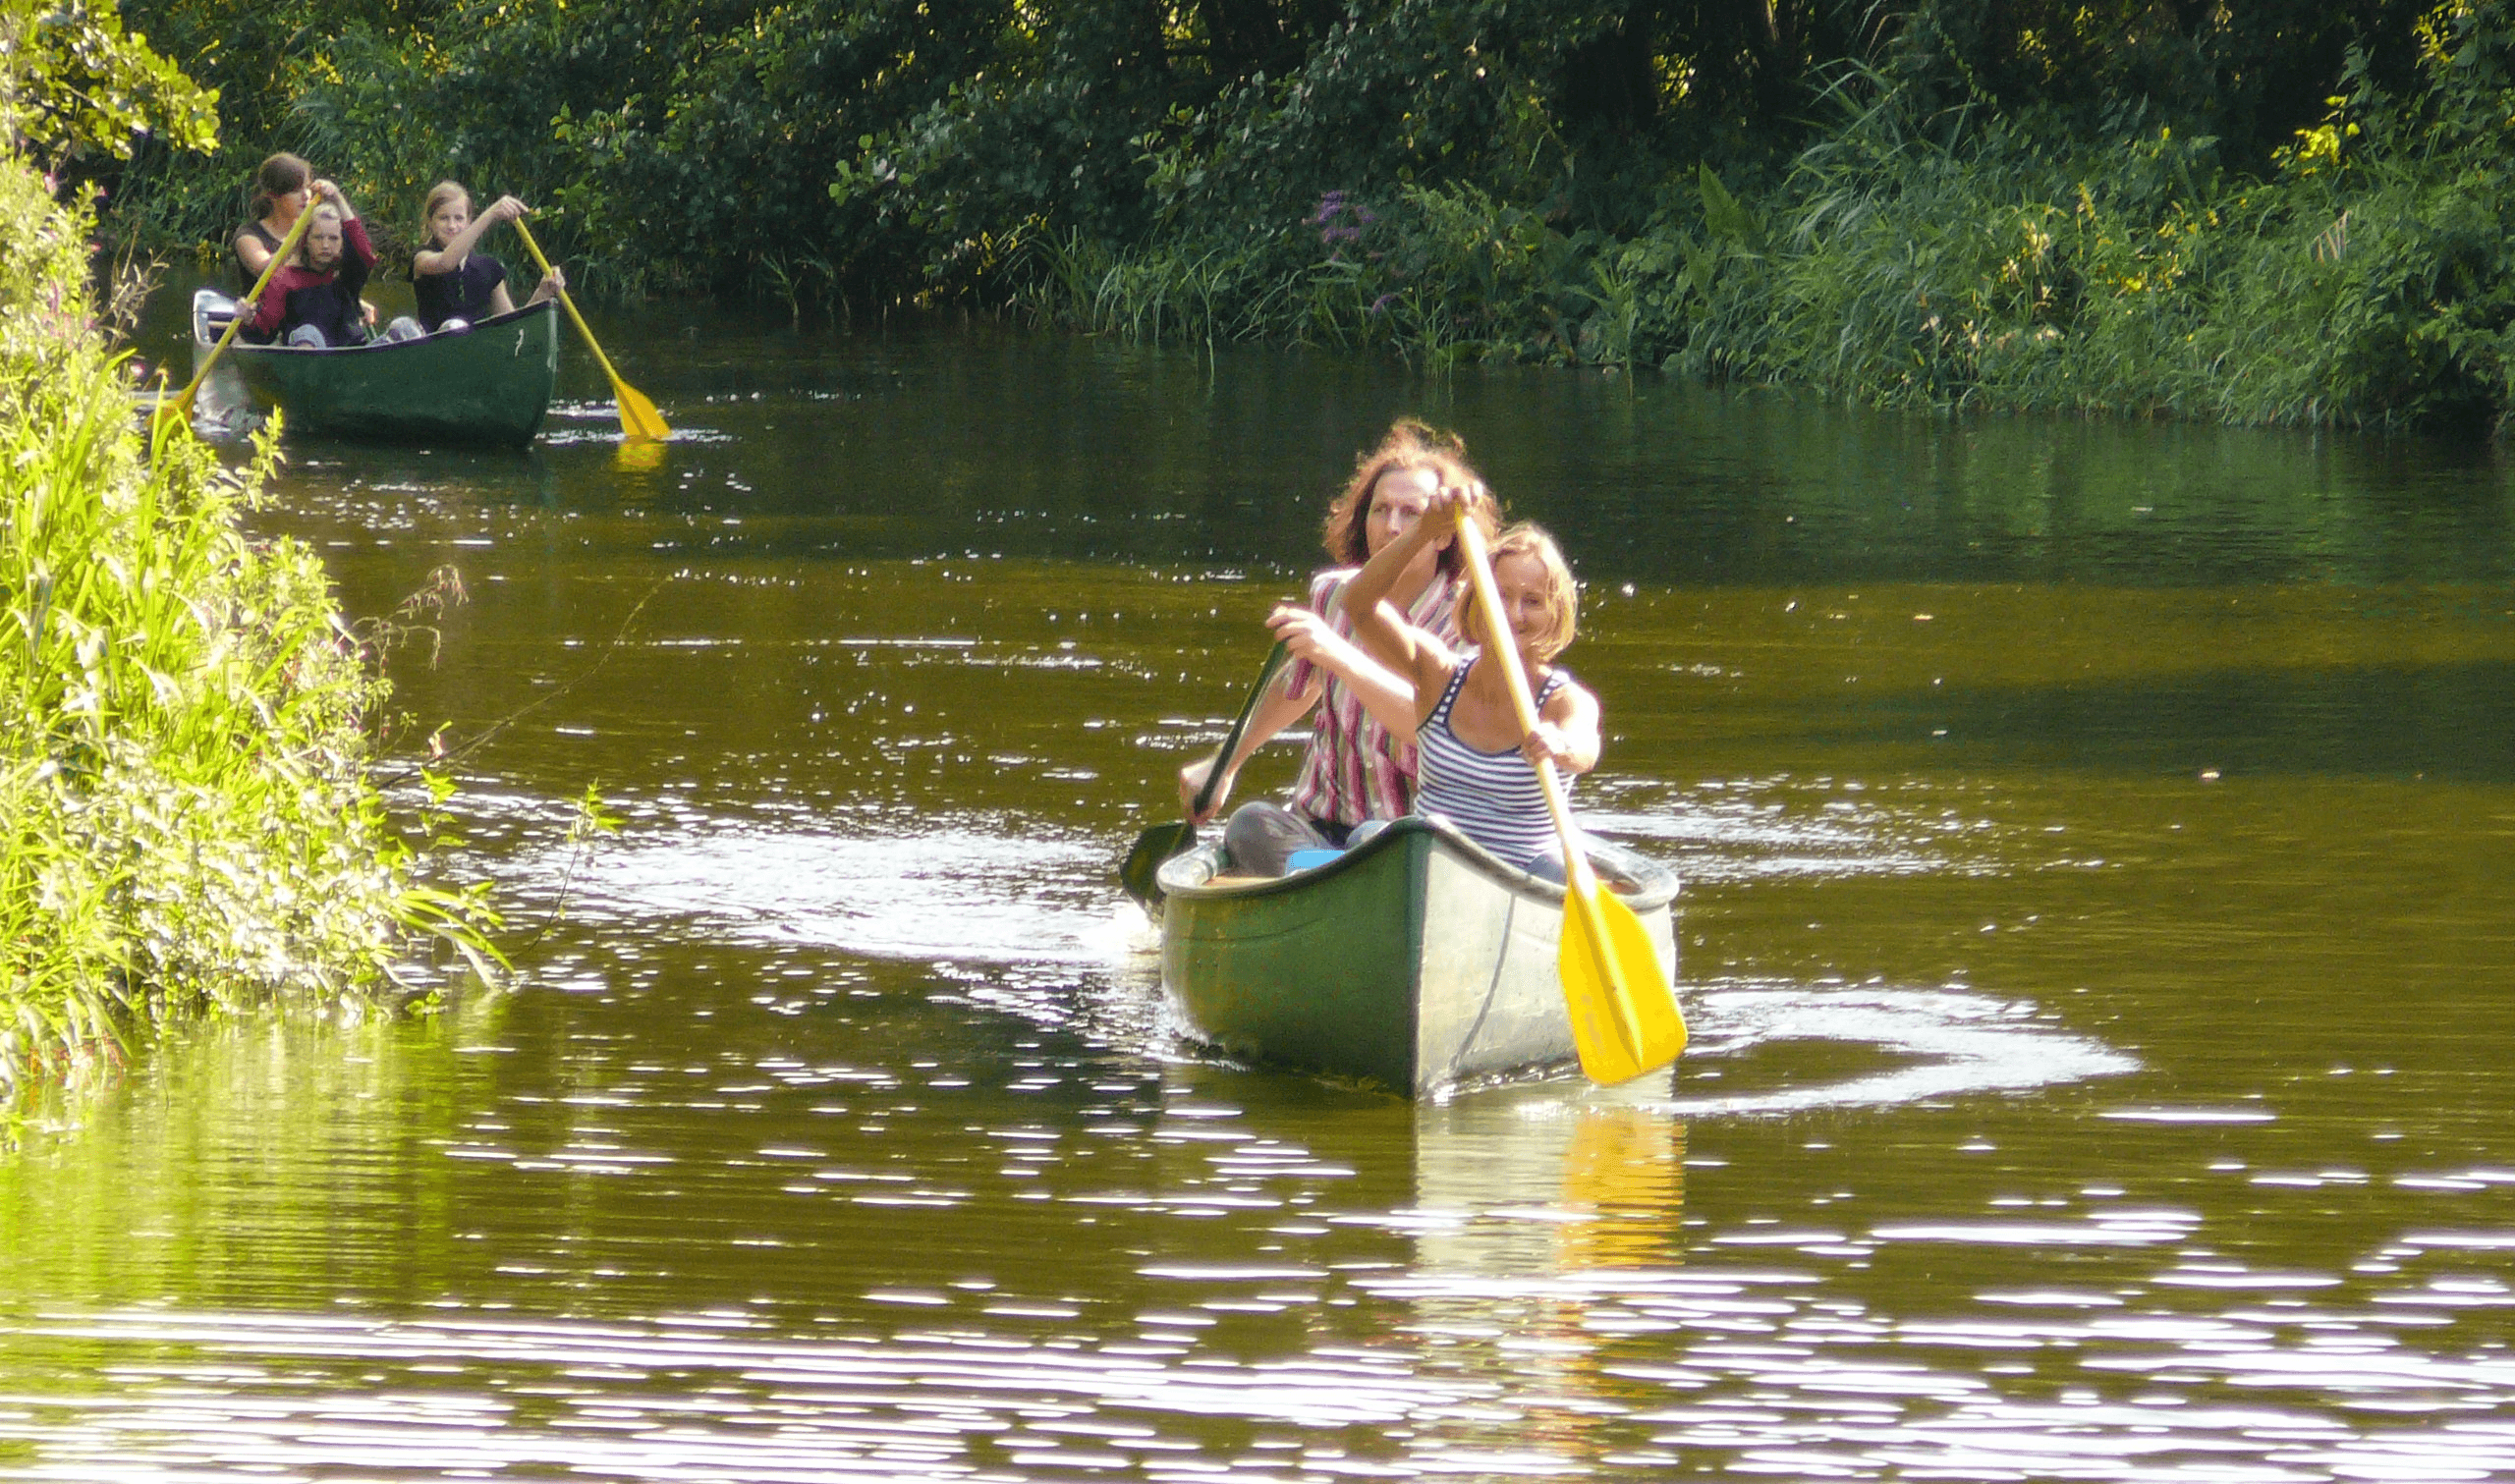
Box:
xmin=0 ymin=155 xmax=490 ymax=1097
xmin=1015 ymin=32 xmax=2515 ymax=432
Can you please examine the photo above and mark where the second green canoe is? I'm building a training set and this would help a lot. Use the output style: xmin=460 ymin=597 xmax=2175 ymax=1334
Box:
xmin=1155 ymin=816 xmax=1681 ymax=1096
xmin=191 ymin=289 xmax=559 ymax=446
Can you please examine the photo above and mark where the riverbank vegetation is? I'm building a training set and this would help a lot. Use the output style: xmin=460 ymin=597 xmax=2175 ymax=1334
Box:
xmin=0 ymin=143 xmax=493 ymax=1094
xmin=91 ymin=1 xmax=2515 ymax=428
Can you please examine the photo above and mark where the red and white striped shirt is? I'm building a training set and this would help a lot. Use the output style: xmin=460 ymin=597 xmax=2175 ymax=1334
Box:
xmin=1280 ymin=567 xmax=1462 ymax=828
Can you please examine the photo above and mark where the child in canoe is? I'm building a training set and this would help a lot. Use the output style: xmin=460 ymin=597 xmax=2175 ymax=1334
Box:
xmin=1177 ymin=420 xmax=1498 ymax=875
xmin=410 ymin=182 xmax=564 ymax=334
xmin=240 ymin=182 xmax=376 ymax=348
xmin=231 ymin=152 xmax=310 ymax=291
xmin=1276 ymin=486 xmax=1599 ymax=882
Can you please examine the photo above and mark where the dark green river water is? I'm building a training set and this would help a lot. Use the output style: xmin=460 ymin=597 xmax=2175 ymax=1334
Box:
xmin=6 ymin=287 xmax=2515 ymax=1480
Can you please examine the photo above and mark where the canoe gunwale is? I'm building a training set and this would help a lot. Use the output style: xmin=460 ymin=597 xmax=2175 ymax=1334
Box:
xmin=1153 ymin=814 xmax=1678 ymax=913
xmin=191 ymin=289 xmax=559 ymax=357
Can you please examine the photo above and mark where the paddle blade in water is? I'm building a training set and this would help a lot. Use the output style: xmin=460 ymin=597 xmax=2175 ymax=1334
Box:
xmin=615 ymin=377 xmax=670 ymax=441
xmin=1559 ymin=885 xmax=1686 ymax=1083
xmin=1120 ymin=821 xmax=1195 ymax=907
xmin=512 ymin=218 xmax=669 ymax=442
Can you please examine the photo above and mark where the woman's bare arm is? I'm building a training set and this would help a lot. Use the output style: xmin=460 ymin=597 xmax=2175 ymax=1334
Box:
xmin=235 ymin=230 xmax=273 ymax=278
xmin=1343 ymin=500 xmax=1465 ymax=714
xmin=1266 ymin=605 xmax=1419 ymax=739
xmin=1525 ymin=678 xmax=1602 ymax=775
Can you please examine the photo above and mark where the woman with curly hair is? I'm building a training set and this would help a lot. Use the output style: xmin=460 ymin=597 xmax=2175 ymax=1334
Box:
xmin=1175 ymin=419 xmax=1499 ymax=876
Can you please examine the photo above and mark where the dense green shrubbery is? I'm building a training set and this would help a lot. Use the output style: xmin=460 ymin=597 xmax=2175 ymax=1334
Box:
xmin=0 ymin=156 xmax=488 ymax=1093
xmin=1024 ymin=4 xmax=2515 ymax=428
xmin=98 ymin=0 xmax=2515 ymax=427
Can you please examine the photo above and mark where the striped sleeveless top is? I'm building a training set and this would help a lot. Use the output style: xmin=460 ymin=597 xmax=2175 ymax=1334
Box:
xmin=1415 ymin=653 xmax=1570 ymax=868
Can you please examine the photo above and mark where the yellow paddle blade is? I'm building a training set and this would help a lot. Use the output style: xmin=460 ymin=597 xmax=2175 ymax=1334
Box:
xmin=1559 ymin=884 xmax=1687 ymax=1084
xmin=614 ymin=375 xmax=670 ymax=442
xmin=513 ymin=218 xmax=670 ymax=443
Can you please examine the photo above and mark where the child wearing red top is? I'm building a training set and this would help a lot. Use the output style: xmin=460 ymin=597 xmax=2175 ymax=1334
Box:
xmin=242 ymin=181 xmax=374 ymax=348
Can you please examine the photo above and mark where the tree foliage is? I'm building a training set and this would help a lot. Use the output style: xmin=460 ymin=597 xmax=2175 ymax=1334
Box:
xmin=96 ymin=0 xmax=2515 ymax=426
xmin=0 ymin=0 xmax=215 ymax=173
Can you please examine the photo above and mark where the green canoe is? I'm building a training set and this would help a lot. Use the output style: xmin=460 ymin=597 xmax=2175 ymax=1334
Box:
xmin=190 ymin=289 xmax=558 ymax=446
xmin=1154 ymin=816 xmax=1680 ymax=1096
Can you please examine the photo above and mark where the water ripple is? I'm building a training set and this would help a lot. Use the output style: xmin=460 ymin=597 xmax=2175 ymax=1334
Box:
xmin=1669 ymin=981 xmax=2137 ymax=1115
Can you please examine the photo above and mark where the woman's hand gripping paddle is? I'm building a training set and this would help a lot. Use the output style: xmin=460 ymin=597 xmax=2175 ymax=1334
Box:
xmin=512 ymin=216 xmax=669 ymax=442
xmin=152 ymin=202 xmax=320 ymax=450
xmin=1453 ymin=517 xmax=1685 ymax=1083
xmin=1120 ymin=640 xmax=1292 ymax=907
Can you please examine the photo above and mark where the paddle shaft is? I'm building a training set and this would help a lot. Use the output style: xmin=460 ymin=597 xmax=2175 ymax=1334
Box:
xmin=511 ymin=219 xmax=618 ymax=382
xmin=511 ymin=215 xmax=666 ymax=439
xmin=1118 ymin=639 xmax=1292 ymax=905
xmin=1192 ymin=640 xmax=1292 ymax=821
xmin=160 ymin=197 xmax=321 ymax=436
xmin=1452 ymin=519 xmax=1649 ymax=1056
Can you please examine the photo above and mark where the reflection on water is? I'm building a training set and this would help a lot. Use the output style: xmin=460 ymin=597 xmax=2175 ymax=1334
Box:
xmin=40 ymin=1019 xmax=2501 ymax=1481
xmin=6 ymin=298 xmax=2514 ymax=1478
xmin=1411 ymin=1090 xmax=1687 ymax=1276
xmin=571 ymin=814 xmax=1127 ymax=964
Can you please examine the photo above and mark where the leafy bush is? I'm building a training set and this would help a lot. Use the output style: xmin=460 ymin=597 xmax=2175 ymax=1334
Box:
xmin=0 ymin=0 xmax=216 ymax=173
xmin=0 ymin=155 xmax=490 ymax=1094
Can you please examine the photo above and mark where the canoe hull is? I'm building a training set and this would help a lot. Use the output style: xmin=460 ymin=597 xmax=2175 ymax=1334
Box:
xmin=1156 ymin=817 xmax=1679 ymax=1096
xmin=192 ymin=290 xmax=558 ymax=447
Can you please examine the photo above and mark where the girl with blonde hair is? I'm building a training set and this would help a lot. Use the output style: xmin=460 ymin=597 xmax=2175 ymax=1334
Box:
xmin=409 ymin=181 xmax=563 ymax=333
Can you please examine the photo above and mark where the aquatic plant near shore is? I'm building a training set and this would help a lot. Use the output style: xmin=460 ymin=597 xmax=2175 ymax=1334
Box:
xmin=91 ymin=0 xmax=2515 ymax=428
xmin=0 ymin=156 xmax=494 ymax=1095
